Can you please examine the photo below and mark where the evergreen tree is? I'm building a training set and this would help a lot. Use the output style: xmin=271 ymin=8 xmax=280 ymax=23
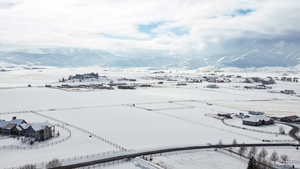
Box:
xmin=247 ymin=157 xmax=258 ymax=169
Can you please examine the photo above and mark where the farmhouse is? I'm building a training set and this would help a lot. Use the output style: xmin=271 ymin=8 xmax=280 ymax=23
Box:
xmin=1 ymin=117 xmax=27 ymax=135
xmin=243 ymin=115 xmax=274 ymax=126
xmin=0 ymin=117 xmax=55 ymax=141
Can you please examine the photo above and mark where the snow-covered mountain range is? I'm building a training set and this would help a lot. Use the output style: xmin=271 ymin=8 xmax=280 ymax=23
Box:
xmin=0 ymin=40 xmax=299 ymax=68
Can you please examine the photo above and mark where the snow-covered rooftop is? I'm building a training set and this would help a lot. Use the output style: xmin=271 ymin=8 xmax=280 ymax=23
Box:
xmin=30 ymin=122 xmax=51 ymax=131
xmin=243 ymin=115 xmax=272 ymax=122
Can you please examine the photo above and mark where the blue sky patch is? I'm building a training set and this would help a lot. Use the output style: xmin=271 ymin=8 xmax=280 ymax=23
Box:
xmin=169 ymin=27 xmax=189 ymax=36
xmin=237 ymin=9 xmax=254 ymax=15
xmin=229 ymin=9 xmax=255 ymax=17
xmin=138 ymin=21 xmax=164 ymax=35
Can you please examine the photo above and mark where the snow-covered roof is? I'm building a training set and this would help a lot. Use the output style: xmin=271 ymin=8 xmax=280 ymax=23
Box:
xmin=243 ymin=115 xmax=272 ymax=122
xmin=19 ymin=123 xmax=31 ymax=130
xmin=16 ymin=125 xmax=23 ymax=131
xmin=30 ymin=122 xmax=51 ymax=131
xmin=0 ymin=120 xmax=9 ymax=128
xmin=10 ymin=119 xmax=26 ymax=125
xmin=4 ymin=123 xmax=16 ymax=130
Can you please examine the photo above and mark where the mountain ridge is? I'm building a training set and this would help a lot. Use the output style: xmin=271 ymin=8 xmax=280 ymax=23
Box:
xmin=0 ymin=40 xmax=299 ymax=68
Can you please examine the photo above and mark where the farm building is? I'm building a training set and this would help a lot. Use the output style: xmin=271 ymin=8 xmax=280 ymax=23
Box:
xmin=176 ymin=82 xmax=187 ymax=86
xmin=206 ymin=84 xmax=219 ymax=89
xmin=280 ymin=90 xmax=296 ymax=95
xmin=243 ymin=115 xmax=274 ymax=126
xmin=248 ymin=111 xmax=265 ymax=116
xmin=280 ymin=115 xmax=300 ymax=123
xmin=117 ymin=85 xmax=136 ymax=89
xmin=25 ymin=123 xmax=54 ymax=141
xmin=0 ymin=120 xmax=9 ymax=134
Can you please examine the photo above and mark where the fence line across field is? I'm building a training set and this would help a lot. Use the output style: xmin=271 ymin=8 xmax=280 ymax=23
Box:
xmin=4 ymin=150 xmax=132 ymax=169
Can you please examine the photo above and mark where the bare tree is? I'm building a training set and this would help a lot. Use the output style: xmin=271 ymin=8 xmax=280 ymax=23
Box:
xmin=248 ymin=146 xmax=257 ymax=158
xmin=232 ymin=139 xmax=237 ymax=145
xmin=270 ymin=151 xmax=279 ymax=165
xmin=19 ymin=164 xmax=36 ymax=169
xmin=279 ymin=126 xmax=285 ymax=135
xmin=280 ymin=154 xmax=289 ymax=164
xmin=227 ymin=139 xmax=237 ymax=152
xmin=46 ymin=159 xmax=62 ymax=169
xmin=257 ymin=148 xmax=268 ymax=162
xmin=238 ymin=146 xmax=247 ymax=157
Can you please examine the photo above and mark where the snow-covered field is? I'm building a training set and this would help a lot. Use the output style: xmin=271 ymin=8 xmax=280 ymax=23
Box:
xmin=0 ymin=112 xmax=114 ymax=168
xmin=152 ymin=150 xmax=247 ymax=169
xmin=0 ymin=67 xmax=299 ymax=169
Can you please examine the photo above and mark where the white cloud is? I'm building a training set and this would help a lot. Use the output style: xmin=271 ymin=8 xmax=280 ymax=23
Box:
xmin=0 ymin=0 xmax=299 ymax=55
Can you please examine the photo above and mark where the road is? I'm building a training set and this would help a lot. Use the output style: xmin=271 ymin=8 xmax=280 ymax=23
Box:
xmin=285 ymin=123 xmax=300 ymax=143
xmin=50 ymin=143 xmax=300 ymax=169
xmin=275 ymin=121 xmax=300 ymax=144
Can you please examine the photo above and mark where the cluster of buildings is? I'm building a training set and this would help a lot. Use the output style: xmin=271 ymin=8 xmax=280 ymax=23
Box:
xmin=239 ymin=111 xmax=300 ymax=126
xmin=278 ymin=76 xmax=299 ymax=83
xmin=202 ymin=76 xmax=231 ymax=83
xmin=59 ymin=73 xmax=108 ymax=83
xmin=244 ymin=77 xmax=276 ymax=85
xmin=0 ymin=117 xmax=55 ymax=142
xmin=244 ymin=84 xmax=272 ymax=90
xmin=67 ymin=72 xmax=100 ymax=80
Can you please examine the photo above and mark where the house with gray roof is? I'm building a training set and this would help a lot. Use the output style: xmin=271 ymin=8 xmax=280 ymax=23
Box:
xmin=0 ymin=117 xmax=55 ymax=141
xmin=243 ymin=115 xmax=274 ymax=126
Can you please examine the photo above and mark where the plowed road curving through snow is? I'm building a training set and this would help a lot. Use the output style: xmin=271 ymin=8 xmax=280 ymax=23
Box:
xmin=50 ymin=143 xmax=300 ymax=169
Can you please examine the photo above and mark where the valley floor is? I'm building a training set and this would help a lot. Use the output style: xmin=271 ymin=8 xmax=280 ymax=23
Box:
xmin=0 ymin=67 xmax=299 ymax=169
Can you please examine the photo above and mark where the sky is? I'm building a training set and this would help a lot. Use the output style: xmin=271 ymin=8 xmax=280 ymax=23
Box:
xmin=0 ymin=0 xmax=300 ymax=56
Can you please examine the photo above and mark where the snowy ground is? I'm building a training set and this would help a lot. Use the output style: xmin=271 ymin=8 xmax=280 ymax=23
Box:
xmin=152 ymin=150 xmax=247 ymax=169
xmin=0 ymin=67 xmax=299 ymax=169
xmin=0 ymin=113 xmax=114 ymax=168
